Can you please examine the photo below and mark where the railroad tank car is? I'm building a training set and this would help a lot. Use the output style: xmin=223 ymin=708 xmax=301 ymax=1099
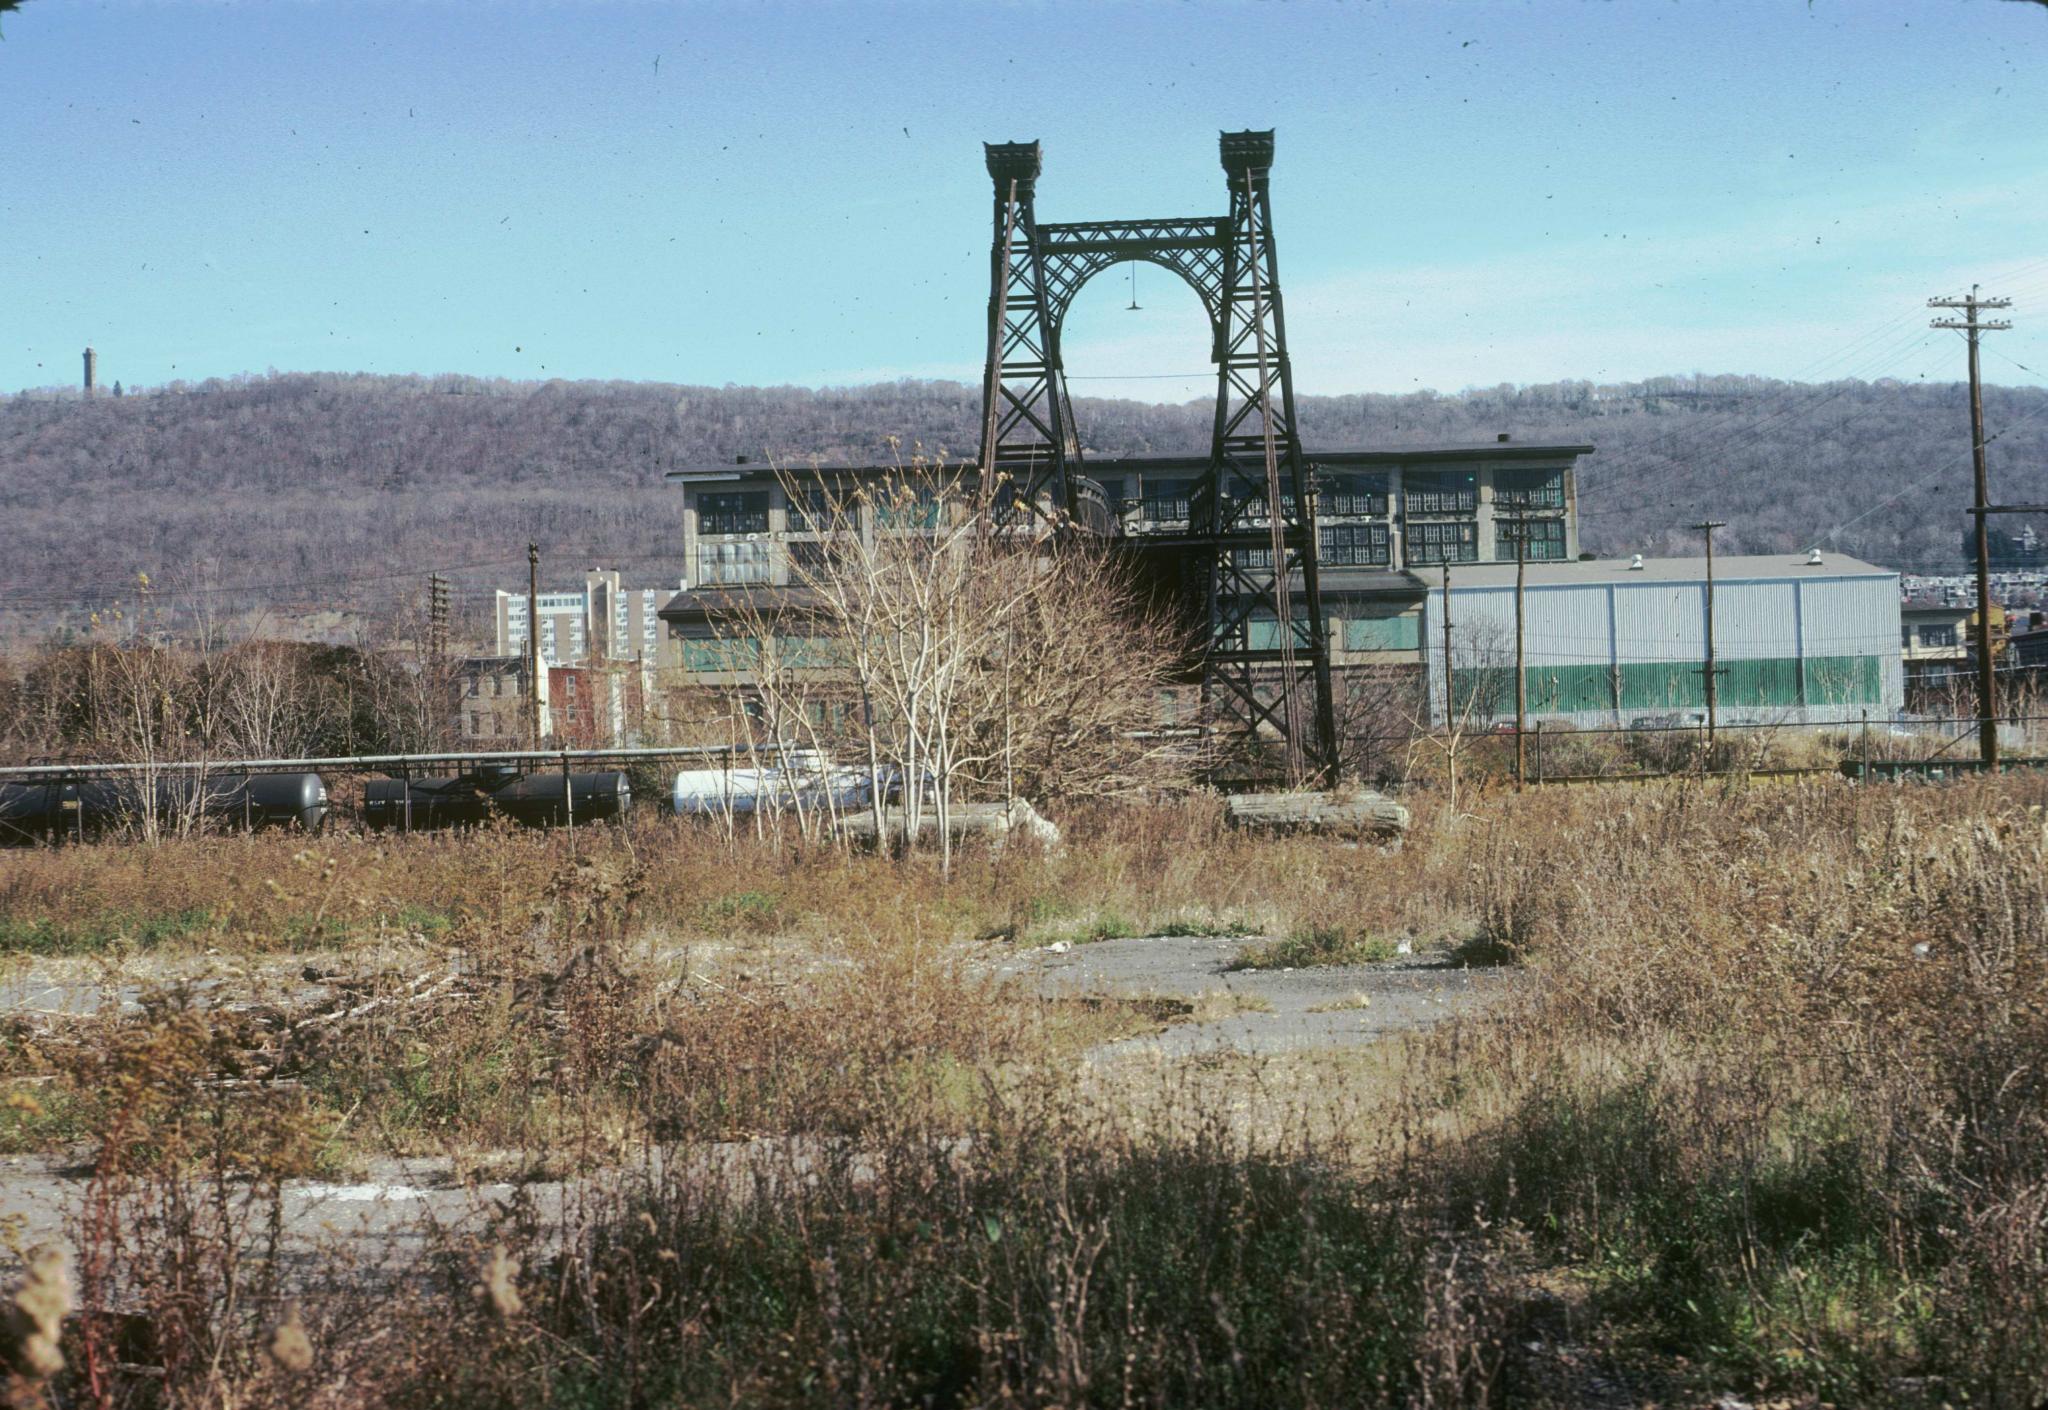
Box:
xmin=361 ymin=776 xmax=495 ymax=831
xmin=668 ymin=753 xmax=882 ymax=816
xmin=0 ymin=772 xmax=328 ymax=842
xmin=0 ymin=782 xmax=75 ymax=844
xmin=362 ymin=769 xmax=630 ymax=831
xmin=490 ymin=771 xmax=632 ymax=826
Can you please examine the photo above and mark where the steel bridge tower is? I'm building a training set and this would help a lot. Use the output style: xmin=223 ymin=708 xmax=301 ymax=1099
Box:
xmin=977 ymin=130 xmax=1339 ymax=782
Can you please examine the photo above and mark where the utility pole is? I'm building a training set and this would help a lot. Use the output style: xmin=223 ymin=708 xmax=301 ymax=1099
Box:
xmin=1930 ymin=286 xmax=2013 ymax=768
xmin=427 ymin=573 xmax=449 ymax=668
xmin=1439 ymin=562 xmax=1455 ymax=734
xmin=1504 ymin=516 xmax=1530 ymax=787
xmin=428 ymin=571 xmax=451 ymax=751
xmin=1694 ymin=521 xmax=1727 ymax=751
xmin=527 ymin=543 xmax=542 ymax=751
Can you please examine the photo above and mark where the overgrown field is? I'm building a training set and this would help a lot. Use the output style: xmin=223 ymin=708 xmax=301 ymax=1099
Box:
xmin=2 ymin=777 xmax=2045 ymax=1407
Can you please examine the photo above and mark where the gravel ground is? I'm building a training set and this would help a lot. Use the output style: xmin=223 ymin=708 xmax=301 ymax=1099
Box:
xmin=1000 ymin=933 xmax=1519 ymax=1058
xmin=2 ymin=934 xmax=1518 ymax=1263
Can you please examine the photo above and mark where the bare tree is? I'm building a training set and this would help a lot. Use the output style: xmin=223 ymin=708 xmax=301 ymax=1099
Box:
xmin=707 ymin=454 xmax=1195 ymax=871
xmin=219 ymin=638 xmax=320 ymax=758
xmin=81 ymin=576 xmax=203 ymax=842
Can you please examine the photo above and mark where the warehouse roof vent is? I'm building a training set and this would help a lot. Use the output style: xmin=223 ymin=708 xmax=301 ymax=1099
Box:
xmin=1628 ymin=553 xmax=1645 ymax=571
xmin=1805 ymin=548 xmax=1824 ymax=567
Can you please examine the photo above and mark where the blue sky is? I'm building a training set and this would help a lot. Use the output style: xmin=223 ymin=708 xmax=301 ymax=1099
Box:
xmin=4 ymin=0 xmax=2046 ymax=399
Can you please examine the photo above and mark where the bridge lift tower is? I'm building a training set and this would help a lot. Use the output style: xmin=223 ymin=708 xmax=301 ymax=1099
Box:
xmin=976 ymin=130 xmax=1339 ymax=783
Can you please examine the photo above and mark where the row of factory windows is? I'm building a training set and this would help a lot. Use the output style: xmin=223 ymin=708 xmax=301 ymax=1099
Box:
xmin=693 ymin=518 xmax=1566 ymax=585
xmin=695 ymin=468 xmax=1568 ymax=539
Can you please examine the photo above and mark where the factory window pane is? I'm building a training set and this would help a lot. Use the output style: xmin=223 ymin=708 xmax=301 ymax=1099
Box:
xmin=1497 ymin=517 xmax=1566 ymax=561
xmin=788 ymin=478 xmax=847 ymax=532
xmin=1245 ymin=487 xmax=1300 ymax=521
xmin=1322 ymin=522 xmax=1391 ymax=566
xmin=876 ymin=486 xmax=941 ymax=532
xmin=1323 ymin=473 xmax=1390 ymax=518
xmin=1404 ymin=520 xmax=1478 ymax=565
xmin=1494 ymin=467 xmax=1566 ymax=510
xmin=1404 ymin=470 xmax=1477 ymax=515
xmin=1923 ymin=624 xmax=1958 ymax=648
xmin=1141 ymin=476 xmax=1194 ymax=524
xmin=698 ymin=541 xmax=772 ymax=584
xmin=790 ymin=539 xmax=840 ymax=577
xmin=699 ymin=490 xmax=770 ymax=536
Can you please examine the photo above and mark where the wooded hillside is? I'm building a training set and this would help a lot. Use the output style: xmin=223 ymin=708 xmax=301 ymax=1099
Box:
xmin=3 ymin=371 xmax=2043 ymax=640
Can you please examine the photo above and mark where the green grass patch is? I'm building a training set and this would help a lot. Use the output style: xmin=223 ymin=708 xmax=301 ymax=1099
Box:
xmin=1017 ymin=906 xmax=1143 ymax=946
xmin=453 ymin=1133 xmax=1467 ymax=1409
xmin=0 ymin=1084 xmax=91 ymax=1153
xmin=1151 ymin=915 xmax=1261 ymax=939
xmin=1226 ymin=925 xmax=1399 ymax=971
xmin=1453 ymin=1072 xmax=1936 ymax=1404
xmin=281 ymin=902 xmax=458 ymax=950
xmin=694 ymin=890 xmax=784 ymax=934
xmin=0 ymin=906 xmax=218 ymax=957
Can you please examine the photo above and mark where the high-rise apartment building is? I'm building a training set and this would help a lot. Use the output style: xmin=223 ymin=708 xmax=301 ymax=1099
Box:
xmin=494 ymin=568 xmax=680 ymax=669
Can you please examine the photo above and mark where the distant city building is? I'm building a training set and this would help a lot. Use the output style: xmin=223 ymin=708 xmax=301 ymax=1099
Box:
xmin=2010 ymin=612 xmax=2048 ymax=680
xmin=549 ymin=658 xmax=664 ymax=748
xmin=1900 ymin=599 xmax=1973 ymax=706
xmin=494 ymin=567 xmax=680 ymax=670
xmin=454 ymin=655 xmax=549 ymax=745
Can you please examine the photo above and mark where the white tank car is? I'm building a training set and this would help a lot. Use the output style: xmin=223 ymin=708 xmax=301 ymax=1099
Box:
xmin=668 ymin=752 xmax=888 ymax=816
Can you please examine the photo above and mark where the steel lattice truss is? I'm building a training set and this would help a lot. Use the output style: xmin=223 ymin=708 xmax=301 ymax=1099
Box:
xmin=976 ymin=131 xmax=1338 ymax=780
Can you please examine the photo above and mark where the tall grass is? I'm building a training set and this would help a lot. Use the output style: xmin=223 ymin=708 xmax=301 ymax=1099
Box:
xmin=3 ymin=776 xmax=2046 ymax=1405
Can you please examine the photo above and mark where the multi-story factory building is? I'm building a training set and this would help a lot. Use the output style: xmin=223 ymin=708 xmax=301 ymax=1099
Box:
xmin=663 ymin=438 xmax=1584 ymax=596
xmin=656 ymin=439 xmax=1905 ymax=735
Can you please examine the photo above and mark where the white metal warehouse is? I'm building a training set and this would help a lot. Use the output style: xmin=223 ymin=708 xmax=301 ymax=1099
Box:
xmin=1422 ymin=552 xmax=1904 ymax=729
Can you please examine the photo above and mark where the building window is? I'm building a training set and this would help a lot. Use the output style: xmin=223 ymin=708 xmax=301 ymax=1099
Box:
xmin=1404 ymin=470 xmax=1477 ymax=515
xmin=789 ymin=539 xmax=837 ymax=576
xmin=1244 ymin=489 xmax=1299 ymax=522
xmin=1322 ymin=522 xmax=1391 ymax=566
xmin=876 ymin=487 xmax=941 ymax=532
xmin=1322 ymin=473 xmax=1389 ymax=518
xmin=1404 ymin=520 xmax=1478 ymax=565
xmin=470 ymin=711 xmax=482 ymax=735
xmin=788 ymin=479 xmax=843 ymax=533
xmin=1141 ymin=476 xmax=1193 ymax=524
xmin=698 ymin=541 xmax=772 ymax=584
xmin=1922 ymin=624 xmax=1958 ymax=648
xmin=1495 ymin=467 xmax=1566 ymax=510
xmin=1497 ymin=516 xmax=1567 ymax=561
xmin=1231 ymin=544 xmax=1277 ymax=572
xmin=699 ymin=490 xmax=770 ymax=536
